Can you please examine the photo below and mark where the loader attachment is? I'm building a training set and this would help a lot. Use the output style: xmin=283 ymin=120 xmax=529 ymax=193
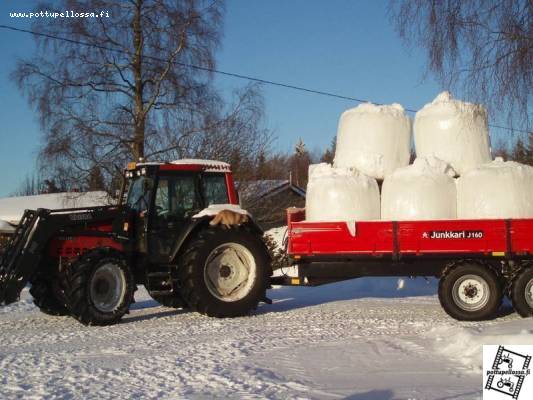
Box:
xmin=0 ymin=209 xmax=51 ymax=305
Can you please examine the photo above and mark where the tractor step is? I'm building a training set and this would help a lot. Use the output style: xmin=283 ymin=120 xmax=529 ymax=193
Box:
xmin=148 ymin=290 xmax=174 ymax=296
xmin=145 ymin=266 xmax=181 ymax=299
xmin=146 ymin=272 xmax=171 ymax=278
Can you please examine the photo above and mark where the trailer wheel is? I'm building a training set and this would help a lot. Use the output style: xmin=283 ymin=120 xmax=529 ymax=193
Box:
xmin=64 ymin=248 xmax=134 ymax=326
xmin=510 ymin=266 xmax=533 ymax=317
xmin=178 ymin=226 xmax=271 ymax=317
xmin=29 ymin=279 xmax=69 ymax=316
xmin=439 ymin=262 xmax=502 ymax=321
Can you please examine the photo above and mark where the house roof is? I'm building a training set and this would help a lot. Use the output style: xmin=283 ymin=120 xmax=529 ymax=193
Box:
xmin=0 ymin=220 xmax=15 ymax=234
xmin=237 ymin=180 xmax=306 ymax=204
xmin=0 ymin=191 xmax=111 ymax=224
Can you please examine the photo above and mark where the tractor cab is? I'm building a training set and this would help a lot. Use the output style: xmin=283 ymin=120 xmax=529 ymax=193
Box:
xmin=121 ymin=160 xmax=239 ymax=261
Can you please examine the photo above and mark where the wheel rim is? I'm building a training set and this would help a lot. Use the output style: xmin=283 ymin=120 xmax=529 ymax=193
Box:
xmin=525 ymin=278 xmax=533 ymax=309
xmin=452 ymin=274 xmax=490 ymax=312
xmin=204 ymin=243 xmax=256 ymax=302
xmin=89 ymin=262 xmax=126 ymax=313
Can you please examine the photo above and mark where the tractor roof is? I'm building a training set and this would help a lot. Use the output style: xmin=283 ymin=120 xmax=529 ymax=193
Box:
xmin=135 ymin=159 xmax=231 ymax=173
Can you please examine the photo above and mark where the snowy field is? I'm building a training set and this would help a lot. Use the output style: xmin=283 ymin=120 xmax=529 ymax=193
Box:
xmin=1 ymin=278 xmax=532 ymax=399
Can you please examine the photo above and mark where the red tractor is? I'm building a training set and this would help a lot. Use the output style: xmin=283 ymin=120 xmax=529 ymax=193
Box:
xmin=0 ymin=160 xmax=271 ymax=325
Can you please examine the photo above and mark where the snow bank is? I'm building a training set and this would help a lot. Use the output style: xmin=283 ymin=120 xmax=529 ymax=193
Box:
xmin=0 ymin=191 xmax=111 ymax=223
xmin=428 ymin=321 xmax=533 ymax=372
xmin=192 ymin=204 xmax=250 ymax=218
xmin=414 ymin=92 xmax=491 ymax=175
xmin=264 ymin=226 xmax=287 ymax=249
xmin=381 ymin=156 xmax=457 ymax=220
xmin=457 ymin=158 xmax=533 ymax=219
xmin=305 ymin=163 xmax=380 ymax=221
xmin=0 ymin=220 xmax=15 ymax=233
xmin=334 ymin=103 xmax=411 ymax=180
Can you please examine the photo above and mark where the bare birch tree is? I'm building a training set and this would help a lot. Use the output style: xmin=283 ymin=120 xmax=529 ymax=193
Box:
xmin=14 ymin=0 xmax=269 ymax=191
xmin=389 ymin=0 xmax=532 ymax=131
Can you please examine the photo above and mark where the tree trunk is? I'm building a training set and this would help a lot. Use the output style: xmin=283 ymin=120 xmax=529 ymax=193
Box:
xmin=132 ymin=0 xmax=144 ymax=160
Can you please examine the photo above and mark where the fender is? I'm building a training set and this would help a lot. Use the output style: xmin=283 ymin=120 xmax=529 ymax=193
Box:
xmin=168 ymin=217 xmax=210 ymax=264
xmin=244 ymin=217 xmax=264 ymax=236
xmin=167 ymin=214 xmax=266 ymax=264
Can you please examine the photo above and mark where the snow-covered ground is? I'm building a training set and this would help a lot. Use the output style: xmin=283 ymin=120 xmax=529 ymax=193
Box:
xmin=0 ymin=226 xmax=531 ymax=399
xmin=1 ymin=280 xmax=531 ymax=399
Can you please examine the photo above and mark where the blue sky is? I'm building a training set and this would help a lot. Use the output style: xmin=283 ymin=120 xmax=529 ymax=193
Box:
xmin=0 ymin=0 xmax=458 ymax=196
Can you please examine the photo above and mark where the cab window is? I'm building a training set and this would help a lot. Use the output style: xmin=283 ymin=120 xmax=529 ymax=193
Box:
xmin=202 ymin=174 xmax=228 ymax=205
xmin=154 ymin=175 xmax=198 ymax=220
xmin=126 ymin=177 xmax=153 ymax=213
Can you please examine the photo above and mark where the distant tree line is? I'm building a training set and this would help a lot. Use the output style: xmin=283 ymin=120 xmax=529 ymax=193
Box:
xmin=493 ymin=133 xmax=533 ymax=166
xmin=14 ymin=131 xmax=532 ymax=197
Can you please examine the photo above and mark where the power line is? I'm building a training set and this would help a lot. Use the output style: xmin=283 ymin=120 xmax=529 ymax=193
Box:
xmin=0 ymin=24 xmax=529 ymax=134
xmin=1 ymin=24 xmax=378 ymax=107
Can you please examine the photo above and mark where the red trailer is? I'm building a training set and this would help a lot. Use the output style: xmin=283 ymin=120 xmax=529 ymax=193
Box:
xmin=276 ymin=208 xmax=533 ymax=321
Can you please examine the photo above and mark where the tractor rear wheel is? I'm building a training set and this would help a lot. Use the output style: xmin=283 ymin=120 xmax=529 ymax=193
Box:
xmin=438 ymin=262 xmax=503 ymax=321
xmin=29 ymin=279 xmax=69 ymax=316
xmin=178 ymin=226 xmax=271 ymax=317
xmin=63 ymin=248 xmax=134 ymax=326
xmin=510 ymin=266 xmax=533 ymax=317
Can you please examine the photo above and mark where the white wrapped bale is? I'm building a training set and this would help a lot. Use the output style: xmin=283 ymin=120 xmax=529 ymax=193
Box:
xmin=381 ymin=156 xmax=457 ymax=220
xmin=334 ymin=103 xmax=411 ymax=180
xmin=457 ymin=158 xmax=533 ymax=219
xmin=414 ymin=92 xmax=491 ymax=175
xmin=306 ymin=163 xmax=380 ymax=221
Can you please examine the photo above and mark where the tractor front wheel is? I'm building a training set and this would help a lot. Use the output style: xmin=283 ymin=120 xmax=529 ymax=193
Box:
xmin=63 ymin=248 xmax=134 ymax=326
xmin=29 ymin=278 xmax=69 ymax=316
xmin=178 ymin=226 xmax=271 ymax=318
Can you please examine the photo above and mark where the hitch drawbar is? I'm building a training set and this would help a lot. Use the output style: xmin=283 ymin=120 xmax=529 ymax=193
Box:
xmin=0 ymin=209 xmax=42 ymax=305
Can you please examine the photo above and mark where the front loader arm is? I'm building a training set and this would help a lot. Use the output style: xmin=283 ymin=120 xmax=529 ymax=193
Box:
xmin=0 ymin=206 xmax=120 ymax=305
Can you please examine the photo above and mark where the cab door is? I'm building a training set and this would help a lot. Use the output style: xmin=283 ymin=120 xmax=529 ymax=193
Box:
xmin=147 ymin=173 xmax=201 ymax=263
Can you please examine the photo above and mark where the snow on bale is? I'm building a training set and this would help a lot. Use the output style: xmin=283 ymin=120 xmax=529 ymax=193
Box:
xmin=333 ymin=102 xmax=411 ymax=180
xmin=414 ymin=91 xmax=491 ymax=176
xmin=381 ymin=156 xmax=457 ymax=220
xmin=457 ymin=158 xmax=533 ymax=219
xmin=305 ymin=163 xmax=380 ymax=221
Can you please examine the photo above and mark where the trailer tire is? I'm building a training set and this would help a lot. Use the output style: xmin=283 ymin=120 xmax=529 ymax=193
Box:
xmin=64 ymin=248 xmax=134 ymax=326
xmin=29 ymin=279 xmax=69 ymax=316
xmin=510 ymin=266 xmax=533 ymax=317
xmin=439 ymin=262 xmax=502 ymax=321
xmin=178 ymin=226 xmax=271 ymax=318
